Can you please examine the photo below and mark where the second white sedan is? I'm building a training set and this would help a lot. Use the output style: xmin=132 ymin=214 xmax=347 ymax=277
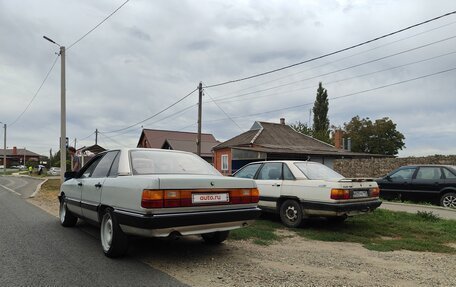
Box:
xmin=233 ymin=160 xmax=381 ymax=227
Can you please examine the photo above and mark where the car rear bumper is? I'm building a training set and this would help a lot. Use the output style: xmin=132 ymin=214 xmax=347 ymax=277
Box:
xmin=114 ymin=207 xmax=262 ymax=231
xmin=300 ymin=199 xmax=382 ymax=216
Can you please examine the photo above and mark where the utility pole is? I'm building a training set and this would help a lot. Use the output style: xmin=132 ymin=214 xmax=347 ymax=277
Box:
xmin=23 ymin=147 xmax=26 ymax=167
xmin=44 ymin=36 xmax=66 ymax=183
xmin=2 ymin=123 xmax=6 ymax=175
xmin=95 ymin=129 xmax=98 ymax=145
xmin=197 ymin=82 xmax=203 ymax=156
xmin=49 ymin=149 xmax=52 ymax=169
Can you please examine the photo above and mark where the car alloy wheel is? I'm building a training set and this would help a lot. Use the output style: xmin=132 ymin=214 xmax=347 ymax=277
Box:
xmin=279 ymin=199 xmax=303 ymax=228
xmin=441 ymin=192 xmax=456 ymax=208
xmin=59 ymin=197 xmax=77 ymax=227
xmin=101 ymin=212 xmax=113 ymax=252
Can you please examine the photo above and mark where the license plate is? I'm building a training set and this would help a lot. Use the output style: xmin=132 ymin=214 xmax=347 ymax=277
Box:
xmin=353 ymin=190 xmax=368 ymax=198
xmin=192 ymin=193 xmax=229 ymax=204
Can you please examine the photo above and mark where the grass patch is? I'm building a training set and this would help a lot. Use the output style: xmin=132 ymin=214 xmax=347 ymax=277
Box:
xmin=294 ymin=209 xmax=456 ymax=253
xmin=37 ymin=178 xmax=60 ymax=203
xmin=230 ymin=218 xmax=284 ymax=245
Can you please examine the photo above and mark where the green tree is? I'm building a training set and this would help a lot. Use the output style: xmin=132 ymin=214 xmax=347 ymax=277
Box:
xmin=290 ymin=121 xmax=312 ymax=136
xmin=343 ymin=116 xmax=405 ymax=155
xmin=312 ymin=82 xmax=330 ymax=143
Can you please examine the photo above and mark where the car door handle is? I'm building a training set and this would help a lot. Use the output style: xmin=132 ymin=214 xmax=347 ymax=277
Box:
xmin=77 ymin=182 xmax=82 ymax=187
xmin=94 ymin=183 xmax=102 ymax=188
xmin=272 ymin=183 xmax=281 ymax=187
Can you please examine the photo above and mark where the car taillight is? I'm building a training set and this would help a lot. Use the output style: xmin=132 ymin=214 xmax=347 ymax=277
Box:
xmin=141 ymin=188 xmax=259 ymax=208
xmin=330 ymin=188 xmax=350 ymax=200
xmin=141 ymin=189 xmax=164 ymax=208
xmin=370 ymin=187 xmax=380 ymax=197
xmin=230 ymin=188 xmax=259 ymax=204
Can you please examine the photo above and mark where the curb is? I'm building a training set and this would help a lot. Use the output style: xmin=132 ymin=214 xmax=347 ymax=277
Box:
xmin=381 ymin=201 xmax=456 ymax=213
xmin=29 ymin=178 xmax=48 ymax=198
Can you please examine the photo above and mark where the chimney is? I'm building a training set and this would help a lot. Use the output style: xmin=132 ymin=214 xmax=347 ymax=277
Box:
xmin=333 ymin=130 xmax=343 ymax=149
xmin=13 ymin=146 xmax=17 ymax=155
xmin=280 ymin=118 xmax=285 ymax=125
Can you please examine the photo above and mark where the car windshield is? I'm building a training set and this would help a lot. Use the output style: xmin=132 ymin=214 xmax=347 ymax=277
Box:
xmin=130 ymin=150 xmax=221 ymax=175
xmin=294 ymin=162 xmax=344 ymax=180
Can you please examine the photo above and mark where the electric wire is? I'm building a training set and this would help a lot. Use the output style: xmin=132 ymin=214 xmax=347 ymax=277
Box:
xmin=208 ymin=47 xmax=456 ymax=103
xmin=212 ymin=51 xmax=456 ymax=106
xmin=210 ymin=20 xmax=456 ymax=99
xmin=102 ymin=87 xmax=198 ymax=134
xmin=8 ymin=55 xmax=60 ymax=127
xmin=203 ymin=88 xmax=244 ymax=132
xmin=98 ymin=131 xmax=129 ymax=148
xmin=78 ymin=131 xmax=96 ymax=141
xmin=204 ymin=10 xmax=456 ymax=88
xmin=204 ymin=67 xmax=456 ymax=122
xmin=67 ymin=0 xmax=131 ymax=51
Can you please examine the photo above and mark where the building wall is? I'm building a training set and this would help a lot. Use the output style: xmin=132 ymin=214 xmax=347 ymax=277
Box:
xmin=334 ymin=155 xmax=456 ymax=178
xmin=213 ymin=148 xmax=232 ymax=175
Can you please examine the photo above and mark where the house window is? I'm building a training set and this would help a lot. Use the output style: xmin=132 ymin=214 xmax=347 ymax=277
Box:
xmin=221 ymin=154 xmax=229 ymax=171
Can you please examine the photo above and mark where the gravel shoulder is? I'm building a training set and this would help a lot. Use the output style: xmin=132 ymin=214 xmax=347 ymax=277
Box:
xmin=28 ymin=185 xmax=456 ymax=287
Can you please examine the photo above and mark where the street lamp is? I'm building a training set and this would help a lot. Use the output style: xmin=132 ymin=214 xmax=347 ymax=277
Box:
xmin=0 ymin=122 xmax=6 ymax=175
xmin=43 ymin=35 xmax=66 ymax=184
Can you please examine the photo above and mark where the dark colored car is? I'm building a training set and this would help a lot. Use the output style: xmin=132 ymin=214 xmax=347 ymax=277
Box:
xmin=376 ymin=165 xmax=456 ymax=208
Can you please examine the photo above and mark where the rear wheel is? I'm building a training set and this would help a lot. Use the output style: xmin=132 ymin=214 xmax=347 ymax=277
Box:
xmin=100 ymin=208 xmax=128 ymax=258
xmin=279 ymin=200 xmax=303 ymax=228
xmin=202 ymin=231 xmax=230 ymax=244
xmin=440 ymin=192 xmax=456 ymax=208
xmin=59 ymin=197 xmax=77 ymax=227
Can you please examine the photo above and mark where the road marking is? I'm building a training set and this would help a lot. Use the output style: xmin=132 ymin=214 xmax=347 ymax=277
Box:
xmin=0 ymin=184 xmax=22 ymax=196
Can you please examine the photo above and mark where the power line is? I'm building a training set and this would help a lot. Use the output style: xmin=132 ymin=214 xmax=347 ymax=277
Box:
xmin=98 ymin=131 xmax=129 ymax=148
xmin=203 ymin=89 xmax=244 ymax=132
xmin=204 ymin=67 xmax=456 ymax=122
xmin=208 ymin=39 xmax=456 ymax=104
xmin=78 ymin=131 xmax=96 ymax=141
xmin=102 ymin=87 xmax=198 ymax=134
xmin=204 ymin=10 xmax=456 ymax=88
xmin=212 ymin=50 xmax=456 ymax=105
xmin=108 ymin=103 xmax=197 ymax=138
xmin=209 ymin=20 xmax=456 ymax=99
xmin=67 ymin=0 xmax=130 ymax=51
xmin=8 ymin=55 xmax=60 ymax=127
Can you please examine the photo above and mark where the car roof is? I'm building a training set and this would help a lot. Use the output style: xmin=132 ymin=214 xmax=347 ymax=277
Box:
xmin=399 ymin=164 xmax=456 ymax=168
xmin=245 ymin=160 xmax=321 ymax=165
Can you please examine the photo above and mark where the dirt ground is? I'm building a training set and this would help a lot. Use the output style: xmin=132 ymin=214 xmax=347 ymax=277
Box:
xmin=28 ymin=186 xmax=456 ymax=287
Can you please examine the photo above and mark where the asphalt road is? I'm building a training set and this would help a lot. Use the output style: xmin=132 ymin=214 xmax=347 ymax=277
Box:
xmin=0 ymin=176 xmax=188 ymax=287
xmin=380 ymin=201 xmax=456 ymax=220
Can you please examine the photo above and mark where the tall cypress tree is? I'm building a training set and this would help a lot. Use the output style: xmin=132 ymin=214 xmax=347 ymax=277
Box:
xmin=312 ymin=82 xmax=330 ymax=143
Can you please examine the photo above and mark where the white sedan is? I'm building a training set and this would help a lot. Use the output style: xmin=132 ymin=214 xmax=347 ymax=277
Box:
xmin=59 ymin=148 xmax=260 ymax=257
xmin=233 ymin=160 xmax=381 ymax=227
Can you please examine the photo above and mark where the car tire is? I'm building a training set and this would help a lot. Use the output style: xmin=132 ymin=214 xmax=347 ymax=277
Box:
xmin=440 ymin=192 xmax=456 ymax=208
xmin=279 ymin=199 xmax=303 ymax=228
xmin=59 ymin=197 xmax=78 ymax=227
xmin=100 ymin=208 xmax=128 ymax=258
xmin=202 ymin=231 xmax=230 ymax=244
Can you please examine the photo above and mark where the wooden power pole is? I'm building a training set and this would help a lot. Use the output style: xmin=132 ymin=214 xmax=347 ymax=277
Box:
xmin=197 ymin=82 xmax=203 ymax=156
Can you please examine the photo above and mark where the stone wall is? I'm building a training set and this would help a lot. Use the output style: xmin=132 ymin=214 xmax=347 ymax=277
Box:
xmin=333 ymin=155 xmax=456 ymax=178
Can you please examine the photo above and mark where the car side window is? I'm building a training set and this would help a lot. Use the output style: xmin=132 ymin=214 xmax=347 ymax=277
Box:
xmin=443 ymin=168 xmax=456 ymax=179
xmin=283 ymin=164 xmax=295 ymax=180
xmin=257 ymin=163 xmax=282 ymax=180
xmin=390 ymin=167 xmax=416 ymax=180
xmin=415 ymin=167 xmax=442 ymax=180
xmin=91 ymin=152 xmax=119 ymax=178
xmin=80 ymin=157 xmax=103 ymax=178
xmin=234 ymin=164 xmax=262 ymax=179
xmin=108 ymin=152 xmax=121 ymax=177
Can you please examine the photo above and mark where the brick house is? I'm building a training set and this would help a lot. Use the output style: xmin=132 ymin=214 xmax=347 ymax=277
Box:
xmin=137 ymin=129 xmax=219 ymax=163
xmin=0 ymin=146 xmax=42 ymax=167
xmin=213 ymin=120 xmax=386 ymax=175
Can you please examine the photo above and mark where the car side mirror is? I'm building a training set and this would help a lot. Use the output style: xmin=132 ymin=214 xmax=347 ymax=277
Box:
xmin=385 ymin=175 xmax=392 ymax=181
xmin=64 ymin=171 xmax=77 ymax=181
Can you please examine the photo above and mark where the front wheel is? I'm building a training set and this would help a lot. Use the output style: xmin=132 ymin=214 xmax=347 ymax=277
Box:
xmin=440 ymin=192 xmax=456 ymax=208
xmin=202 ymin=231 xmax=230 ymax=244
xmin=279 ymin=199 xmax=303 ymax=228
xmin=100 ymin=208 xmax=129 ymax=258
xmin=59 ymin=197 xmax=77 ymax=227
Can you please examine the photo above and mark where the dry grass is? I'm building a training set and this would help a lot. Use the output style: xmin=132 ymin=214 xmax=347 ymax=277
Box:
xmin=28 ymin=178 xmax=60 ymax=217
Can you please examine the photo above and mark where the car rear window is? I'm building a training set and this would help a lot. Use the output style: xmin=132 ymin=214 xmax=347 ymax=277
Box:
xmin=294 ymin=162 xmax=344 ymax=180
xmin=130 ymin=150 xmax=221 ymax=175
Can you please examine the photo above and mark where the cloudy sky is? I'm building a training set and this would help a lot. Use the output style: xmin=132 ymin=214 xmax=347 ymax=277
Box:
xmin=1 ymin=0 xmax=455 ymax=157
